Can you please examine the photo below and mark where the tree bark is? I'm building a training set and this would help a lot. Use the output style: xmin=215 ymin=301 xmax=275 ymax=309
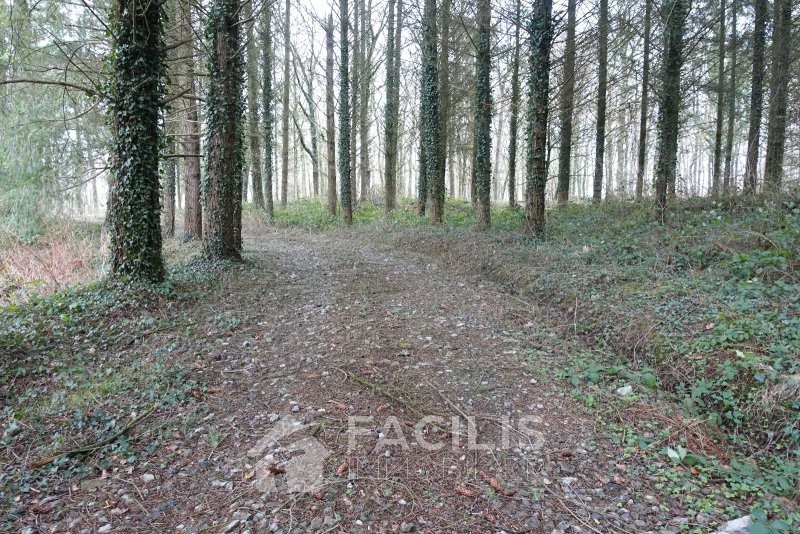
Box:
xmin=339 ymin=0 xmax=353 ymax=224
xmin=325 ymin=14 xmax=337 ymax=215
xmin=179 ymin=0 xmax=202 ymax=239
xmin=474 ymin=0 xmax=491 ymax=229
xmin=654 ymin=0 xmax=690 ymax=221
xmin=280 ymin=0 xmax=291 ymax=206
xmin=437 ymin=0 xmax=452 ymax=201
xmin=763 ymin=0 xmax=792 ymax=190
xmin=722 ymin=0 xmax=737 ymax=192
xmin=524 ymin=0 xmax=553 ymax=235
xmin=383 ymin=0 xmax=402 ymax=212
xmin=556 ymin=0 xmax=576 ymax=205
xmin=743 ymin=0 xmax=767 ymax=193
xmin=262 ymin=0 xmax=275 ymax=218
xmin=711 ymin=0 xmax=726 ymax=195
xmin=635 ymin=0 xmax=651 ymax=200
xmin=203 ymin=0 xmax=244 ymax=260
xmin=421 ymin=0 xmax=442 ymax=223
xmin=245 ymin=0 xmax=263 ymax=208
xmin=592 ymin=0 xmax=608 ymax=202
xmin=358 ymin=0 xmax=371 ymax=201
xmin=507 ymin=0 xmax=521 ymax=208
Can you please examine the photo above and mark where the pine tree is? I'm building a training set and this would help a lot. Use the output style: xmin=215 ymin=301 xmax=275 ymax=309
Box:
xmin=507 ymin=0 xmax=521 ymax=208
xmin=743 ymin=0 xmax=767 ymax=193
xmin=383 ymin=0 xmax=402 ymax=212
xmin=245 ymin=0 xmax=264 ymax=208
xmin=763 ymin=0 xmax=792 ymax=190
xmin=635 ymin=0 xmax=652 ymax=200
xmin=280 ymin=0 xmax=291 ymax=206
xmin=556 ymin=0 xmax=576 ymax=205
xmin=421 ymin=0 xmax=442 ymax=222
xmin=474 ymin=0 xmax=491 ymax=229
xmin=593 ymin=0 xmax=608 ymax=202
xmin=262 ymin=0 xmax=275 ymax=218
xmin=325 ymin=13 xmax=337 ymax=215
xmin=339 ymin=0 xmax=353 ymax=225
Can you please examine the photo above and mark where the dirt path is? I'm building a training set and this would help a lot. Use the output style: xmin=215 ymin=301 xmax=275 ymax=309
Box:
xmin=25 ymin=229 xmax=689 ymax=533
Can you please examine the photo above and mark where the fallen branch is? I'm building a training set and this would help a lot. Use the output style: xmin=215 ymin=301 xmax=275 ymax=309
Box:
xmin=30 ymin=405 xmax=157 ymax=469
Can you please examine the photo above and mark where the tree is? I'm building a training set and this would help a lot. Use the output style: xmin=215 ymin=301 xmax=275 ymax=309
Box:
xmin=593 ymin=0 xmax=608 ymax=202
xmin=203 ymin=0 xmax=244 ymax=259
xmin=524 ymin=0 xmax=553 ymax=235
xmin=474 ymin=0 xmax=491 ymax=229
xmin=635 ymin=0 xmax=652 ymax=200
xmin=280 ymin=0 xmax=291 ymax=206
xmin=421 ymin=0 xmax=442 ymax=223
xmin=245 ymin=0 xmax=264 ymax=208
xmin=507 ymin=0 xmax=521 ymax=208
xmin=384 ymin=0 xmax=402 ymax=212
xmin=179 ymin=0 xmax=202 ymax=239
xmin=325 ymin=13 xmax=337 ymax=216
xmin=262 ymin=0 xmax=276 ymax=218
xmin=107 ymin=0 xmax=165 ymax=281
xmin=556 ymin=0 xmax=576 ymax=205
xmin=711 ymin=0 xmax=726 ymax=195
xmin=162 ymin=134 xmax=176 ymax=237
xmin=339 ymin=0 xmax=353 ymax=225
xmin=654 ymin=0 xmax=690 ymax=220
xmin=743 ymin=0 xmax=767 ymax=193
xmin=763 ymin=0 xmax=792 ymax=190
xmin=437 ymin=0 xmax=452 ymax=203
xmin=357 ymin=0 xmax=372 ymax=201
xmin=722 ymin=0 xmax=737 ymax=193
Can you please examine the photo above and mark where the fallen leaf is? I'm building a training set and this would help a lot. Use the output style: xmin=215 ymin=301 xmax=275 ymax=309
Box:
xmin=336 ymin=462 xmax=349 ymax=476
xmin=377 ymin=404 xmax=390 ymax=413
xmin=482 ymin=509 xmax=497 ymax=523
xmin=266 ymin=463 xmax=286 ymax=475
xmin=455 ymin=486 xmax=475 ymax=497
xmin=206 ymin=387 xmax=223 ymax=394
xmin=244 ymin=470 xmax=255 ymax=480
xmin=312 ymin=490 xmax=324 ymax=500
xmin=328 ymin=401 xmax=348 ymax=411
xmin=479 ymin=470 xmax=517 ymax=496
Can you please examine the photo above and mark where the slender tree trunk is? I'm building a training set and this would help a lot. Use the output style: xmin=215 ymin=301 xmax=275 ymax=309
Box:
xmin=722 ymin=0 xmax=737 ymax=192
xmin=280 ymin=0 xmax=290 ymax=206
xmin=556 ymin=0 xmax=576 ymax=205
xmin=654 ymin=0 xmax=690 ymax=221
xmin=593 ymin=0 xmax=608 ymax=202
xmin=743 ymin=0 xmax=767 ymax=193
xmin=763 ymin=0 xmax=792 ymax=190
xmin=339 ymin=0 xmax=353 ymax=224
xmin=108 ymin=0 xmax=165 ymax=281
xmin=203 ymin=0 xmax=244 ymax=259
xmin=325 ymin=14 xmax=337 ymax=215
xmin=163 ymin=133 xmax=176 ymax=237
xmin=437 ymin=0 xmax=452 ymax=199
xmin=245 ymin=0 xmax=263 ymax=208
xmin=421 ymin=0 xmax=442 ymax=222
xmin=179 ymin=0 xmax=202 ymax=238
xmin=635 ymin=0 xmax=652 ymax=199
xmin=507 ymin=0 xmax=521 ymax=208
xmin=307 ymin=69 xmax=321 ymax=197
xmin=475 ymin=0 xmax=491 ymax=229
xmin=384 ymin=0 xmax=402 ymax=212
xmin=358 ymin=0 xmax=370 ymax=201
xmin=262 ymin=0 xmax=275 ymax=218
xmin=711 ymin=0 xmax=726 ymax=195
xmin=524 ymin=0 xmax=553 ymax=235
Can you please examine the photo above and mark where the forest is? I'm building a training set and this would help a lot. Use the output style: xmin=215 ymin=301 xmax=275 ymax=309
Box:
xmin=1 ymin=0 xmax=799 ymax=532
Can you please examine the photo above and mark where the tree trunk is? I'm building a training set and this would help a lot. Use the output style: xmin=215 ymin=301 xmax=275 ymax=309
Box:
xmin=421 ymin=0 xmax=442 ymax=222
xmin=743 ymin=0 xmax=767 ymax=193
xmin=262 ymin=0 xmax=275 ymax=218
xmin=592 ymin=0 xmax=608 ymax=203
xmin=722 ymin=0 xmax=737 ymax=193
xmin=507 ymin=0 xmax=521 ymax=208
xmin=556 ymin=0 xmax=576 ymax=205
xmin=635 ymin=0 xmax=651 ymax=199
xmin=108 ymin=0 xmax=165 ymax=282
xmin=654 ymin=0 xmax=690 ymax=221
xmin=325 ymin=14 xmax=337 ymax=215
xmin=179 ymin=0 xmax=202 ymax=239
xmin=383 ymin=0 xmax=402 ymax=212
xmin=339 ymin=0 xmax=353 ymax=224
xmin=358 ymin=0 xmax=370 ymax=201
xmin=475 ymin=0 xmax=491 ymax=229
xmin=163 ymin=134 xmax=176 ymax=237
xmin=245 ymin=0 xmax=263 ymax=208
xmin=524 ymin=0 xmax=553 ymax=235
xmin=280 ymin=0 xmax=291 ymax=206
xmin=763 ymin=0 xmax=792 ymax=190
xmin=711 ymin=0 xmax=726 ymax=195
xmin=437 ymin=0 xmax=452 ymax=200
xmin=204 ymin=0 xmax=244 ymax=260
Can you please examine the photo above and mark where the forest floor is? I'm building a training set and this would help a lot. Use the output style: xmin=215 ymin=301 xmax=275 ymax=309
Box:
xmin=1 ymin=198 xmax=798 ymax=533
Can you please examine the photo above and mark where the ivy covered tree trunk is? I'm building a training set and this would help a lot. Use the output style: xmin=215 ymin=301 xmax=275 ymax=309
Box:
xmin=280 ymin=0 xmax=290 ymax=206
xmin=437 ymin=0 xmax=452 ymax=201
xmin=763 ymin=0 xmax=792 ymax=190
xmin=507 ymin=0 xmax=521 ymax=208
xmin=339 ymin=0 xmax=353 ymax=225
xmin=262 ymin=0 xmax=275 ymax=218
xmin=711 ymin=0 xmax=726 ymax=195
xmin=358 ymin=0 xmax=370 ymax=202
xmin=325 ymin=14 xmax=337 ymax=216
xmin=743 ymin=0 xmax=767 ymax=193
xmin=108 ymin=0 xmax=165 ymax=282
xmin=654 ymin=0 xmax=690 ymax=221
xmin=556 ymin=0 xmax=576 ymax=205
xmin=722 ymin=0 xmax=737 ymax=192
xmin=635 ymin=0 xmax=651 ymax=200
xmin=524 ymin=0 xmax=553 ymax=235
xmin=592 ymin=0 xmax=608 ymax=202
xmin=383 ymin=0 xmax=402 ymax=213
xmin=474 ymin=0 xmax=491 ymax=229
xmin=162 ymin=135 xmax=176 ymax=237
xmin=203 ymin=0 xmax=244 ymax=260
xmin=245 ymin=0 xmax=263 ymax=208
xmin=421 ymin=0 xmax=442 ymax=223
